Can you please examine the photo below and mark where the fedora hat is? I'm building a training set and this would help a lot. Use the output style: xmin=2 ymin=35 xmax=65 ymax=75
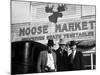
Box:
xmin=66 ymin=41 xmax=70 ymax=46
xmin=47 ymin=39 xmax=54 ymax=46
xmin=59 ymin=39 xmax=66 ymax=45
xmin=69 ymin=40 xmax=78 ymax=46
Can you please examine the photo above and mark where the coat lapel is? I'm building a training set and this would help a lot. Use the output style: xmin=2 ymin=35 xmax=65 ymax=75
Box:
xmin=73 ymin=51 xmax=78 ymax=63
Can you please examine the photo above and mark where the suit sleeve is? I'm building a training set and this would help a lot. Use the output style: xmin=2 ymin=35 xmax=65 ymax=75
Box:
xmin=55 ymin=52 xmax=57 ymax=71
xmin=37 ymin=52 xmax=42 ymax=73
xmin=79 ymin=52 xmax=84 ymax=70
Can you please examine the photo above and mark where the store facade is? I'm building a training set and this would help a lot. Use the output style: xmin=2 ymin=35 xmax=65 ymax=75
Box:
xmin=11 ymin=0 xmax=96 ymax=74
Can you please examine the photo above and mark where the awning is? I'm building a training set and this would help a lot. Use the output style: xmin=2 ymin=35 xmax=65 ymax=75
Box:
xmin=77 ymin=40 xmax=96 ymax=50
xmin=83 ymin=47 xmax=96 ymax=54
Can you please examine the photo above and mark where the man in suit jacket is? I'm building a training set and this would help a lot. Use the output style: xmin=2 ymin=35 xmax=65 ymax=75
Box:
xmin=37 ymin=40 xmax=57 ymax=73
xmin=56 ymin=39 xmax=69 ymax=71
xmin=64 ymin=42 xmax=73 ymax=71
xmin=69 ymin=41 xmax=83 ymax=70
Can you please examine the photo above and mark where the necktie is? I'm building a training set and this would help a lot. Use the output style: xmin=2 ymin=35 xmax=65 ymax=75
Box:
xmin=48 ymin=50 xmax=51 ymax=53
xmin=71 ymin=52 xmax=74 ymax=64
xmin=60 ymin=50 xmax=63 ymax=56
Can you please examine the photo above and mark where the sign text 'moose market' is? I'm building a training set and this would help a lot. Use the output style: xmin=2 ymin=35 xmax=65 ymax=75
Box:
xmin=19 ymin=20 xmax=95 ymax=36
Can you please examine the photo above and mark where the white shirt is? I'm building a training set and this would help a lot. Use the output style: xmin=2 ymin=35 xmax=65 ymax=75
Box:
xmin=46 ymin=53 xmax=55 ymax=70
xmin=72 ymin=50 xmax=76 ymax=59
xmin=67 ymin=50 xmax=72 ymax=56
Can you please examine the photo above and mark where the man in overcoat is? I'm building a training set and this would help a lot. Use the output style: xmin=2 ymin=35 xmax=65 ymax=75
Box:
xmin=69 ymin=40 xmax=83 ymax=70
xmin=37 ymin=40 xmax=57 ymax=73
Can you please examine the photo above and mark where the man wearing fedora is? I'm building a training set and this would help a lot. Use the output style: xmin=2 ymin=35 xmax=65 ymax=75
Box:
xmin=56 ymin=39 xmax=68 ymax=71
xmin=64 ymin=42 xmax=73 ymax=71
xmin=69 ymin=40 xmax=83 ymax=70
xmin=37 ymin=39 xmax=57 ymax=73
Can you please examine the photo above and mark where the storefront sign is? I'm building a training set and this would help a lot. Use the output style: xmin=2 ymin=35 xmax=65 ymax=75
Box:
xmin=11 ymin=16 xmax=96 ymax=42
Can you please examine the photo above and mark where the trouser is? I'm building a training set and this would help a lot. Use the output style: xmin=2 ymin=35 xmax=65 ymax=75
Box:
xmin=45 ymin=69 xmax=56 ymax=72
xmin=43 ymin=66 xmax=56 ymax=72
xmin=57 ymin=66 xmax=73 ymax=71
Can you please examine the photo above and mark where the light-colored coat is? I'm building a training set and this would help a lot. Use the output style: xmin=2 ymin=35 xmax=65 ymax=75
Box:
xmin=37 ymin=50 xmax=57 ymax=72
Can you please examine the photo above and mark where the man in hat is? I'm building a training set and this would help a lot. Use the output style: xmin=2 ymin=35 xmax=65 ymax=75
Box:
xmin=37 ymin=40 xmax=57 ymax=73
xmin=69 ymin=40 xmax=83 ymax=70
xmin=64 ymin=42 xmax=73 ymax=71
xmin=56 ymin=39 xmax=68 ymax=71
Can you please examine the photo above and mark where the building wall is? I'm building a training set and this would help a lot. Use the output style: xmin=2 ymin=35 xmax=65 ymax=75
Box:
xmin=11 ymin=1 xmax=96 ymax=45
